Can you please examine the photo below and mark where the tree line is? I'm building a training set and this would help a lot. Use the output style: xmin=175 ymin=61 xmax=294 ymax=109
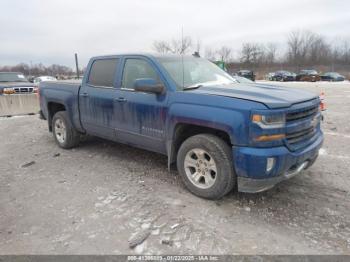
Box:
xmin=0 ymin=63 xmax=79 ymax=78
xmin=1 ymin=30 xmax=349 ymax=78
xmin=153 ymin=30 xmax=350 ymax=72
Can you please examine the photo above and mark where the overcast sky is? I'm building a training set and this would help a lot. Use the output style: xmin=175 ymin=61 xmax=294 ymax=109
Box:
xmin=1 ymin=0 xmax=349 ymax=68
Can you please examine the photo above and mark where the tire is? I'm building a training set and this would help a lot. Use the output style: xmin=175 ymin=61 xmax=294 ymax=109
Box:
xmin=52 ymin=111 xmax=80 ymax=149
xmin=177 ymin=134 xmax=236 ymax=200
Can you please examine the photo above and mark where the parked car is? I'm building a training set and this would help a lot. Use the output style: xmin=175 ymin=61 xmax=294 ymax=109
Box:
xmin=321 ymin=72 xmax=345 ymax=82
xmin=271 ymin=71 xmax=296 ymax=82
xmin=296 ymin=70 xmax=321 ymax=82
xmin=0 ymin=72 xmax=35 ymax=95
xmin=33 ymin=76 xmax=57 ymax=86
xmin=266 ymin=72 xmax=276 ymax=81
xmin=237 ymin=70 xmax=255 ymax=81
xmin=39 ymin=54 xmax=323 ymax=199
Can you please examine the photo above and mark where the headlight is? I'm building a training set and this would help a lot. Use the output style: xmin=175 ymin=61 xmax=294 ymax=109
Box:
xmin=3 ymin=88 xmax=15 ymax=94
xmin=252 ymin=114 xmax=285 ymax=128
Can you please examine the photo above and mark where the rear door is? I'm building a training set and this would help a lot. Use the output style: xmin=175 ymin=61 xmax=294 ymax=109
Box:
xmin=114 ymin=56 xmax=168 ymax=154
xmin=79 ymin=58 xmax=120 ymax=139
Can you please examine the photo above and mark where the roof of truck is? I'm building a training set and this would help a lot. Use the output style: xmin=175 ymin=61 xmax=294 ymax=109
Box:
xmin=90 ymin=53 xmax=198 ymax=60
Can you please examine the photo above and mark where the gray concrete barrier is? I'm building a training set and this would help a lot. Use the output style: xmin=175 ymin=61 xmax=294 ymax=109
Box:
xmin=0 ymin=94 xmax=40 ymax=117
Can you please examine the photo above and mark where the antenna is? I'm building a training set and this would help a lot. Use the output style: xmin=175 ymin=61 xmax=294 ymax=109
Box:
xmin=181 ymin=26 xmax=185 ymax=89
xmin=181 ymin=26 xmax=184 ymax=54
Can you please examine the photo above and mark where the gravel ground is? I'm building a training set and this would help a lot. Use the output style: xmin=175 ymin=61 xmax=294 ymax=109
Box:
xmin=0 ymin=81 xmax=350 ymax=255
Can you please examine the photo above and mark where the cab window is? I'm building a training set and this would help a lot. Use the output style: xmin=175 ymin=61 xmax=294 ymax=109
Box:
xmin=122 ymin=59 xmax=159 ymax=89
xmin=88 ymin=58 xmax=118 ymax=87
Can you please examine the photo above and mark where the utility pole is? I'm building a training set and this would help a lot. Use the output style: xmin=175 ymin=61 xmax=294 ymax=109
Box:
xmin=75 ymin=53 xmax=80 ymax=79
xmin=29 ymin=60 xmax=33 ymax=76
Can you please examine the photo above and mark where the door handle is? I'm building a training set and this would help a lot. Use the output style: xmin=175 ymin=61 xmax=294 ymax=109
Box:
xmin=115 ymin=97 xmax=127 ymax=102
xmin=81 ymin=93 xmax=89 ymax=97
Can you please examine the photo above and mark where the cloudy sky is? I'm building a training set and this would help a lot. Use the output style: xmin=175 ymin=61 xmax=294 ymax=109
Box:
xmin=1 ymin=0 xmax=349 ymax=68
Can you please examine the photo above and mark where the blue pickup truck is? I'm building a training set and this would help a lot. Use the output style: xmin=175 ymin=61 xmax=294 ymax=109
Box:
xmin=39 ymin=54 xmax=323 ymax=199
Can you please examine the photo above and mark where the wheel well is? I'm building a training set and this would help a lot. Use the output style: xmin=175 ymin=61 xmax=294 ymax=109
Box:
xmin=47 ymin=102 xmax=66 ymax=131
xmin=169 ymin=123 xmax=232 ymax=165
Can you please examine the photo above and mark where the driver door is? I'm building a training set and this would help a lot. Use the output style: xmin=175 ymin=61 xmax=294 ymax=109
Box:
xmin=114 ymin=57 xmax=168 ymax=154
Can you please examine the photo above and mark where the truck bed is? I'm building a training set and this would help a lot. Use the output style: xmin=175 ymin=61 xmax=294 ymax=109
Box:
xmin=39 ymin=80 xmax=83 ymax=132
xmin=41 ymin=80 xmax=81 ymax=88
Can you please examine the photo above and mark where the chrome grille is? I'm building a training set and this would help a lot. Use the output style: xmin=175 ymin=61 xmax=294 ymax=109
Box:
xmin=13 ymin=87 xmax=34 ymax=93
xmin=286 ymin=126 xmax=317 ymax=144
xmin=286 ymin=105 xmax=318 ymax=122
xmin=285 ymin=100 xmax=321 ymax=150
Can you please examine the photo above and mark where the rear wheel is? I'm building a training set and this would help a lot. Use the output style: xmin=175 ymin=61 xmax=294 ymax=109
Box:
xmin=52 ymin=111 xmax=80 ymax=149
xmin=177 ymin=134 xmax=236 ymax=199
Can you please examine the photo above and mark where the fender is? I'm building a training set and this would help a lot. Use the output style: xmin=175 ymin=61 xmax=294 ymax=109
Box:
xmin=165 ymin=102 xmax=250 ymax=169
xmin=41 ymin=85 xmax=84 ymax=133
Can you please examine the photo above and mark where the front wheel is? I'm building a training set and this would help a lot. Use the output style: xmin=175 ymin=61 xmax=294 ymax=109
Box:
xmin=52 ymin=111 xmax=80 ymax=149
xmin=177 ymin=134 xmax=236 ymax=199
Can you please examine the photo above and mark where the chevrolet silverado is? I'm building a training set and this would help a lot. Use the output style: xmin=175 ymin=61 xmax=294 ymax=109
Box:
xmin=39 ymin=54 xmax=323 ymax=199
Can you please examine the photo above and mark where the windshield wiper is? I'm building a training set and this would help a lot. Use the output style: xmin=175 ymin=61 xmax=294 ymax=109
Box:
xmin=183 ymin=84 xmax=203 ymax=91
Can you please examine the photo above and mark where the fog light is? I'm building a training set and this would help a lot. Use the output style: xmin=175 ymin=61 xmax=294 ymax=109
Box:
xmin=266 ymin=158 xmax=275 ymax=173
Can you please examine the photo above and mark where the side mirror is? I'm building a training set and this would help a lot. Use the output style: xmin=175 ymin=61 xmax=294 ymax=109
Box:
xmin=134 ymin=78 xmax=165 ymax=94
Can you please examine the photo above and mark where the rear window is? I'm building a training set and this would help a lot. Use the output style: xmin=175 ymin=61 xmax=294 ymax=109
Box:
xmin=88 ymin=58 xmax=118 ymax=87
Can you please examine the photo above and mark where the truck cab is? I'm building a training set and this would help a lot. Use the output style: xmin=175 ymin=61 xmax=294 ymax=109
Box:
xmin=39 ymin=54 xmax=323 ymax=199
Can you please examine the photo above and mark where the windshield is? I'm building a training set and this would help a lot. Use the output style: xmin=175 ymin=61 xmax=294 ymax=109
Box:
xmin=0 ymin=72 xmax=28 ymax=82
xmin=327 ymin=72 xmax=340 ymax=77
xmin=239 ymin=70 xmax=252 ymax=75
xmin=301 ymin=70 xmax=318 ymax=75
xmin=278 ymin=71 xmax=292 ymax=76
xmin=157 ymin=56 xmax=235 ymax=90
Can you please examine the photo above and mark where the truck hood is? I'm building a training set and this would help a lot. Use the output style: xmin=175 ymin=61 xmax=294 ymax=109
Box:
xmin=0 ymin=82 xmax=34 ymax=88
xmin=189 ymin=83 xmax=318 ymax=109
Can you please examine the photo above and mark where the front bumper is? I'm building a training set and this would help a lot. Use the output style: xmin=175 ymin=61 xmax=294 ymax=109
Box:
xmin=233 ymin=133 xmax=323 ymax=193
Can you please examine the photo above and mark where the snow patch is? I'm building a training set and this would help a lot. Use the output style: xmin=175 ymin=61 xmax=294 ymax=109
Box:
xmin=319 ymin=148 xmax=327 ymax=155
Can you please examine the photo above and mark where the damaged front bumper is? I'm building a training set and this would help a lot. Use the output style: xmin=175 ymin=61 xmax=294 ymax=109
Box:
xmin=233 ymin=133 xmax=323 ymax=193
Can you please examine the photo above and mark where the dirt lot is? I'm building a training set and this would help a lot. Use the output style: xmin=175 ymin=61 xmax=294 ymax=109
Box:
xmin=0 ymin=81 xmax=350 ymax=255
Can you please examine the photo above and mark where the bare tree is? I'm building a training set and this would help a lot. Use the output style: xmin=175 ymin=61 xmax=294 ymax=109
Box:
xmin=239 ymin=43 xmax=263 ymax=66
xmin=204 ymin=47 xmax=216 ymax=61
xmin=0 ymin=63 xmax=74 ymax=77
xmin=334 ymin=39 xmax=350 ymax=64
xmin=173 ymin=36 xmax=192 ymax=54
xmin=286 ymin=30 xmax=304 ymax=67
xmin=240 ymin=43 xmax=253 ymax=64
xmin=265 ymin=43 xmax=277 ymax=65
xmin=342 ymin=40 xmax=350 ymax=64
xmin=286 ymin=30 xmax=326 ymax=67
xmin=153 ymin=36 xmax=193 ymax=55
xmin=309 ymin=34 xmax=331 ymax=64
xmin=216 ymin=46 xmax=232 ymax=62
xmin=153 ymin=41 xmax=171 ymax=54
